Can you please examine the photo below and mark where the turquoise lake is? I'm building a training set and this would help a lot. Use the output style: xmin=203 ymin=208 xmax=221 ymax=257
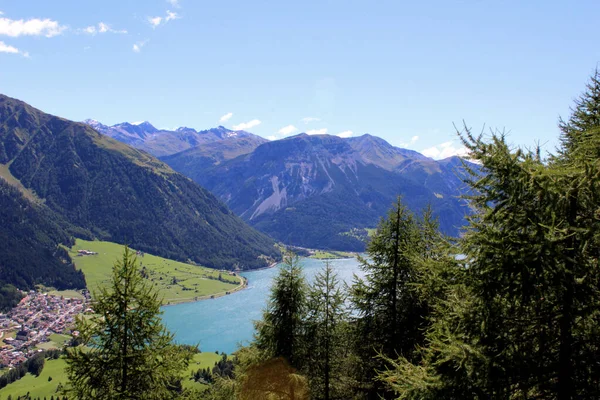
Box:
xmin=161 ymin=257 xmax=364 ymax=354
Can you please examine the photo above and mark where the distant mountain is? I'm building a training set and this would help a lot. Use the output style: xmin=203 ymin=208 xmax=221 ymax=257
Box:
xmin=168 ymin=133 xmax=472 ymax=251
xmin=83 ymin=119 xmax=263 ymax=157
xmin=1 ymin=94 xmax=279 ymax=275
xmin=160 ymin=135 xmax=268 ymax=181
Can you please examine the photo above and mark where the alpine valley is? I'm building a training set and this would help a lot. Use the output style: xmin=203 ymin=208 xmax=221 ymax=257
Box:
xmin=0 ymin=94 xmax=279 ymax=293
xmin=83 ymin=117 xmax=475 ymax=252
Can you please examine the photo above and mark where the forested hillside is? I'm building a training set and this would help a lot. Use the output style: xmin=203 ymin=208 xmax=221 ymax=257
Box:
xmin=0 ymin=94 xmax=279 ymax=271
xmin=0 ymin=179 xmax=86 ymax=291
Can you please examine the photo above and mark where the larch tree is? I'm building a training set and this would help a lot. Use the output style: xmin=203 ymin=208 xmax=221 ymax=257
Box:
xmin=305 ymin=261 xmax=348 ymax=400
xmin=65 ymin=247 xmax=192 ymax=400
xmin=254 ymin=252 xmax=308 ymax=369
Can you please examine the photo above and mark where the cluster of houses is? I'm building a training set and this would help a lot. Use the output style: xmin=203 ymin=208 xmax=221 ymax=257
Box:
xmin=77 ymin=249 xmax=98 ymax=256
xmin=0 ymin=291 xmax=90 ymax=368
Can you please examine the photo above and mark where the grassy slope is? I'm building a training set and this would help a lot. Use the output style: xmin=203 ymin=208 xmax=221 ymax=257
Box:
xmin=0 ymin=357 xmax=68 ymax=399
xmin=0 ymin=353 xmax=223 ymax=399
xmin=70 ymin=239 xmax=243 ymax=305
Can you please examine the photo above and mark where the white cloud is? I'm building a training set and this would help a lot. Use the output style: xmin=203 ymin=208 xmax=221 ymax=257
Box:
xmin=301 ymin=117 xmax=320 ymax=124
xmin=148 ymin=16 xmax=162 ymax=27
xmin=219 ymin=112 xmax=233 ymax=123
xmin=149 ymin=10 xmax=180 ymax=28
xmin=336 ymin=130 xmax=353 ymax=138
xmin=267 ymin=135 xmax=277 ymax=141
xmin=411 ymin=135 xmax=419 ymax=144
xmin=278 ymin=125 xmax=297 ymax=135
xmin=0 ymin=40 xmax=29 ymax=57
xmin=132 ymin=40 xmax=148 ymax=53
xmin=0 ymin=40 xmax=19 ymax=53
xmin=167 ymin=0 xmax=180 ymax=7
xmin=422 ymin=141 xmax=469 ymax=159
xmin=166 ymin=10 xmax=180 ymax=22
xmin=233 ymin=119 xmax=261 ymax=131
xmin=80 ymin=22 xmax=127 ymax=35
xmin=0 ymin=16 xmax=67 ymax=37
xmin=306 ymin=128 xmax=328 ymax=135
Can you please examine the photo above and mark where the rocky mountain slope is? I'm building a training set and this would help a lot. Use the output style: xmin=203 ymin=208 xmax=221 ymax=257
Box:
xmin=166 ymin=133 xmax=473 ymax=251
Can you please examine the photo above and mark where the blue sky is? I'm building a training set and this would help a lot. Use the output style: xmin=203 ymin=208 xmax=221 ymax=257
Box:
xmin=1 ymin=0 xmax=599 ymax=158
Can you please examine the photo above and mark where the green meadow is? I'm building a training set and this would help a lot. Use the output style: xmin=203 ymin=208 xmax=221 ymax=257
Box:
xmin=310 ymin=250 xmax=357 ymax=259
xmin=0 ymin=352 xmax=224 ymax=399
xmin=70 ymin=239 xmax=243 ymax=305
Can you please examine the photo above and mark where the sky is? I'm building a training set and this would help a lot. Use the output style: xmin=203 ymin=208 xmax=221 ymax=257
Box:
xmin=1 ymin=0 xmax=599 ymax=159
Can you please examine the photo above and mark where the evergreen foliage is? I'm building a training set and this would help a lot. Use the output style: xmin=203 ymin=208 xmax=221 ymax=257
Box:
xmin=377 ymin=71 xmax=600 ymax=399
xmin=304 ymin=261 xmax=348 ymax=400
xmin=0 ymin=178 xmax=86 ymax=291
xmin=255 ymin=252 xmax=308 ymax=368
xmin=65 ymin=247 xmax=193 ymax=399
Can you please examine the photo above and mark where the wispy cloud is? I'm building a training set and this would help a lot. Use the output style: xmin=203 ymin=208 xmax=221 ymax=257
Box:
xmin=0 ymin=40 xmax=28 ymax=57
xmin=0 ymin=15 xmax=66 ymax=37
xmin=307 ymin=128 xmax=328 ymax=135
xmin=166 ymin=11 xmax=179 ymax=21
xmin=148 ymin=10 xmax=180 ymax=28
xmin=278 ymin=125 xmax=297 ymax=135
xmin=397 ymin=135 xmax=420 ymax=148
xmin=132 ymin=40 xmax=148 ymax=53
xmin=422 ymin=141 xmax=468 ymax=159
xmin=148 ymin=16 xmax=162 ymax=28
xmin=167 ymin=0 xmax=181 ymax=7
xmin=0 ymin=40 xmax=18 ymax=54
xmin=219 ymin=112 xmax=233 ymax=123
xmin=267 ymin=135 xmax=277 ymax=141
xmin=301 ymin=117 xmax=320 ymax=124
xmin=233 ymin=119 xmax=261 ymax=131
xmin=80 ymin=22 xmax=127 ymax=35
xmin=336 ymin=130 xmax=353 ymax=138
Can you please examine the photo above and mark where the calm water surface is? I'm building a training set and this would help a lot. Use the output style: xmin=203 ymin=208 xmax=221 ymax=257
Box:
xmin=161 ymin=257 xmax=364 ymax=354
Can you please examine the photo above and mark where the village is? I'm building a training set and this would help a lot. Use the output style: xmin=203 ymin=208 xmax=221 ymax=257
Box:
xmin=0 ymin=291 xmax=91 ymax=369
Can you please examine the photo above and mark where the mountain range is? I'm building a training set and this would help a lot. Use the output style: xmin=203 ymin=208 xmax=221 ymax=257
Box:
xmin=80 ymin=118 xmax=474 ymax=251
xmin=84 ymin=119 xmax=266 ymax=157
xmin=0 ymin=94 xmax=279 ymax=292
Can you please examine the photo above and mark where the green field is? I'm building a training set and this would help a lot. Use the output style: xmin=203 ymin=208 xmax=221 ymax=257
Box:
xmin=310 ymin=250 xmax=357 ymax=259
xmin=47 ymin=290 xmax=85 ymax=300
xmin=70 ymin=239 xmax=243 ymax=305
xmin=182 ymin=352 xmax=224 ymax=391
xmin=0 ymin=352 xmax=225 ymax=399
xmin=0 ymin=357 xmax=69 ymax=399
xmin=36 ymin=334 xmax=72 ymax=350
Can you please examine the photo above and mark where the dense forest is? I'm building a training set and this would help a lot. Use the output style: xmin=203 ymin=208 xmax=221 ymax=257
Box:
xmin=0 ymin=178 xmax=86 ymax=292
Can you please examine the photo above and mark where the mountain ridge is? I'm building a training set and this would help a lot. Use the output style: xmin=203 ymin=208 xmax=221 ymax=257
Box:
xmin=1 ymin=94 xmax=279 ymax=274
xmin=163 ymin=132 xmax=472 ymax=251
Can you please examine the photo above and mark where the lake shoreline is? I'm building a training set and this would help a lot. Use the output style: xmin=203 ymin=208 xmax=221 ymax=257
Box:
xmin=161 ymin=274 xmax=249 ymax=307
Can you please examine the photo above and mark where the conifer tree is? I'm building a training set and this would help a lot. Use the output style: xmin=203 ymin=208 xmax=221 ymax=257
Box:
xmin=350 ymin=198 xmax=445 ymax=398
xmin=558 ymin=68 xmax=600 ymax=161
xmin=305 ymin=261 xmax=348 ymax=400
xmin=65 ymin=247 xmax=192 ymax=400
xmin=255 ymin=252 xmax=308 ymax=369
